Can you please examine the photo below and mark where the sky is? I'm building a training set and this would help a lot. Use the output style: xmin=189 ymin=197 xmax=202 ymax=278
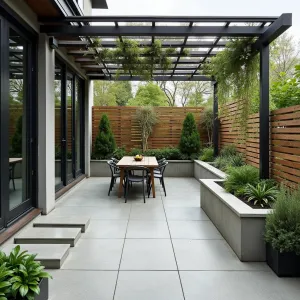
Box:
xmin=93 ymin=0 xmax=300 ymax=38
xmin=92 ymin=0 xmax=300 ymax=97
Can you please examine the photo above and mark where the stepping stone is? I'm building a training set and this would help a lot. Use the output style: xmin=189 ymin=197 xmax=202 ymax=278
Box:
xmin=1 ymin=244 xmax=70 ymax=269
xmin=14 ymin=228 xmax=81 ymax=247
xmin=33 ymin=216 xmax=90 ymax=233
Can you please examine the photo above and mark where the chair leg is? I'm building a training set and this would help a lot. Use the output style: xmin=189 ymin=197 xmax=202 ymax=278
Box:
xmin=125 ymin=178 xmax=129 ymax=203
xmin=12 ymin=178 xmax=16 ymax=191
xmin=108 ymin=177 xmax=114 ymax=196
xmin=162 ymin=177 xmax=166 ymax=196
xmin=142 ymin=180 xmax=146 ymax=203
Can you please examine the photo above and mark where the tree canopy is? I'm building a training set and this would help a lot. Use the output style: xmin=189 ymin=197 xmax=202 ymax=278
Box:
xmin=127 ymin=82 xmax=168 ymax=106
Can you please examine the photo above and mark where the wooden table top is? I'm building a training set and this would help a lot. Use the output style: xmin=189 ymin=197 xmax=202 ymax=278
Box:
xmin=117 ymin=156 xmax=158 ymax=168
xmin=9 ymin=158 xmax=22 ymax=164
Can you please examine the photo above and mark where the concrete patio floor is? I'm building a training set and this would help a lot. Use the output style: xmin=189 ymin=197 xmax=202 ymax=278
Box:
xmin=48 ymin=177 xmax=300 ymax=300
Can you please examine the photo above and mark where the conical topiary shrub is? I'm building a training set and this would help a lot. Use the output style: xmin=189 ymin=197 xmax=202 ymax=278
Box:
xmin=93 ymin=114 xmax=116 ymax=159
xmin=179 ymin=113 xmax=201 ymax=158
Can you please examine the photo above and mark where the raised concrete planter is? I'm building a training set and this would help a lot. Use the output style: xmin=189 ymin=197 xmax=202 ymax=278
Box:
xmin=200 ymin=179 xmax=271 ymax=262
xmin=90 ymin=160 xmax=194 ymax=177
xmin=194 ymin=160 xmax=226 ymax=181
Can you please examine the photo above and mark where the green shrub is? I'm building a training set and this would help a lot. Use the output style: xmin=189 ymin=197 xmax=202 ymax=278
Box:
xmin=199 ymin=147 xmax=214 ymax=162
xmin=11 ymin=115 xmax=23 ymax=157
xmin=93 ymin=114 xmax=116 ymax=159
xmin=227 ymin=153 xmax=245 ymax=168
xmin=220 ymin=144 xmax=237 ymax=157
xmin=179 ymin=113 xmax=201 ymax=158
xmin=214 ymin=153 xmax=245 ymax=172
xmin=224 ymin=165 xmax=259 ymax=196
xmin=265 ymin=186 xmax=300 ymax=254
xmin=245 ymin=182 xmax=278 ymax=208
xmin=112 ymin=147 xmax=127 ymax=160
xmin=128 ymin=147 xmax=183 ymax=160
xmin=0 ymin=245 xmax=52 ymax=300
xmin=128 ymin=148 xmax=142 ymax=156
xmin=214 ymin=156 xmax=232 ymax=171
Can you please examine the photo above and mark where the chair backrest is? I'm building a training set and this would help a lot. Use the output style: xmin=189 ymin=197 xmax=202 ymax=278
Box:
xmin=107 ymin=160 xmax=117 ymax=176
xmin=159 ymin=161 xmax=168 ymax=175
xmin=157 ymin=158 xmax=166 ymax=165
xmin=111 ymin=157 xmax=119 ymax=163
xmin=124 ymin=166 xmax=149 ymax=178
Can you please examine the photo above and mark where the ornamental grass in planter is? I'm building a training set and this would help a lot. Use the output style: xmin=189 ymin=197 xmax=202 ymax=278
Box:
xmin=0 ymin=246 xmax=52 ymax=300
xmin=265 ymin=186 xmax=300 ymax=277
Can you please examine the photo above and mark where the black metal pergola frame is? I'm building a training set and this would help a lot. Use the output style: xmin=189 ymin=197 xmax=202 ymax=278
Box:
xmin=38 ymin=13 xmax=292 ymax=179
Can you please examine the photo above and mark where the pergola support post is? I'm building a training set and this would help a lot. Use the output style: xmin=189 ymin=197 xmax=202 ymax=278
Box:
xmin=259 ymin=44 xmax=270 ymax=179
xmin=213 ymin=82 xmax=219 ymax=157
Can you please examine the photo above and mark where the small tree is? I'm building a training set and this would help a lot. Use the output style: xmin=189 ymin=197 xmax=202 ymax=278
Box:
xmin=200 ymin=107 xmax=214 ymax=147
xmin=179 ymin=113 xmax=201 ymax=157
xmin=93 ymin=114 xmax=116 ymax=159
xmin=11 ymin=115 xmax=23 ymax=156
xmin=136 ymin=106 xmax=157 ymax=152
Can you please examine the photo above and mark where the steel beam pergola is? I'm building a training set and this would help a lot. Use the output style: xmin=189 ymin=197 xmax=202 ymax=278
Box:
xmin=36 ymin=13 xmax=292 ymax=179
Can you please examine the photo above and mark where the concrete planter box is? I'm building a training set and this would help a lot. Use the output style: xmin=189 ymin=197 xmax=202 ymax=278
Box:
xmin=35 ymin=278 xmax=49 ymax=300
xmin=200 ymin=179 xmax=271 ymax=262
xmin=90 ymin=160 xmax=194 ymax=177
xmin=194 ymin=160 xmax=226 ymax=181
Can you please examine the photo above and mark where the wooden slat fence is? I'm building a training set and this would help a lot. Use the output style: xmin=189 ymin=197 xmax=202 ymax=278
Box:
xmin=219 ymin=102 xmax=259 ymax=168
xmin=92 ymin=106 xmax=207 ymax=151
xmin=220 ymin=101 xmax=300 ymax=187
xmin=271 ymin=105 xmax=300 ymax=188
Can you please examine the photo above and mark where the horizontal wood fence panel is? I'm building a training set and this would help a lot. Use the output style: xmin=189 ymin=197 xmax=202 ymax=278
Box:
xmin=92 ymin=106 xmax=207 ymax=152
xmin=220 ymin=101 xmax=300 ymax=187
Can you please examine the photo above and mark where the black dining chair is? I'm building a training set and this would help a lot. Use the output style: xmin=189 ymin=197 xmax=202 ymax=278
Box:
xmin=154 ymin=158 xmax=166 ymax=174
xmin=148 ymin=161 xmax=168 ymax=197
xmin=124 ymin=166 xmax=150 ymax=203
xmin=107 ymin=160 xmax=120 ymax=196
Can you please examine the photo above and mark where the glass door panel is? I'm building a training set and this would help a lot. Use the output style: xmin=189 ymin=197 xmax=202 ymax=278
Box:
xmin=66 ymin=73 xmax=74 ymax=181
xmin=9 ymin=28 xmax=27 ymax=211
xmin=7 ymin=26 xmax=34 ymax=220
xmin=75 ymin=78 xmax=82 ymax=174
xmin=55 ymin=63 xmax=63 ymax=190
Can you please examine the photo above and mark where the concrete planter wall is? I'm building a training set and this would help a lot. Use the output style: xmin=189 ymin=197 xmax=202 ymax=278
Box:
xmin=90 ymin=160 xmax=194 ymax=177
xmin=194 ymin=160 xmax=226 ymax=181
xmin=200 ymin=179 xmax=270 ymax=262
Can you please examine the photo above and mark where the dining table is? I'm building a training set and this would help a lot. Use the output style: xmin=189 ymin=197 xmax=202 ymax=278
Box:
xmin=116 ymin=156 xmax=159 ymax=198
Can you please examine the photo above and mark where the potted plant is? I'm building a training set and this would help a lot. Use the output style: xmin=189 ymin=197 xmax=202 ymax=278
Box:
xmin=0 ymin=245 xmax=52 ymax=299
xmin=265 ymin=186 xmax=300 ymax=277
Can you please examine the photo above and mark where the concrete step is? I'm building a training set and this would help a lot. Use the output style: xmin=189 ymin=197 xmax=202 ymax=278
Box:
xmin=1 ymin=244 xmax=70 ymax=269
xmin=33 ymin=216 xmax=90 ymax=233
xmin=14 ymin=228 xmax=81 ymax=247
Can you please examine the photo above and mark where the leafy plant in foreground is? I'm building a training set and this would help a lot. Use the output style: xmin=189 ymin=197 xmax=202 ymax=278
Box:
xmin=245 ymin=183 xmax=278 ymax=208
xmin=265 ymin=186 xmax=300 ymax=254
xmin=0 ymin=245 xmax=52 ymax=300
xmin=224 ymin=165 xmax=259 ymax=196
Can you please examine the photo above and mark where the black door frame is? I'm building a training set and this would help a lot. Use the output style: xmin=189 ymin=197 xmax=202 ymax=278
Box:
xmin=55 ymin=56 xmax=85 ymax=192
xmin=0 ymin=4 xmax=38 ymax=228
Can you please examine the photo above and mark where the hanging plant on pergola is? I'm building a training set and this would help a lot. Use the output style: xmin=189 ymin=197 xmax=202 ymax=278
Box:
xmin=86 ymin=38 xmax=189 ymax=79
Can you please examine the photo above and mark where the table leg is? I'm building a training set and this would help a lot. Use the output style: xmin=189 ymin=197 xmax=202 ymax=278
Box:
xmin=150 ymin=168 xmax=156 ymax=198
xmin=118 ymin=168 xmax=124 ymax=198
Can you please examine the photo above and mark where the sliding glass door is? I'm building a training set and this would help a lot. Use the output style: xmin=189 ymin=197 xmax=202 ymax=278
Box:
xmin=55 ymin=58 xmax=84 ymax=191
xmin=0 ymin=14 xmax=37 ymax=229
